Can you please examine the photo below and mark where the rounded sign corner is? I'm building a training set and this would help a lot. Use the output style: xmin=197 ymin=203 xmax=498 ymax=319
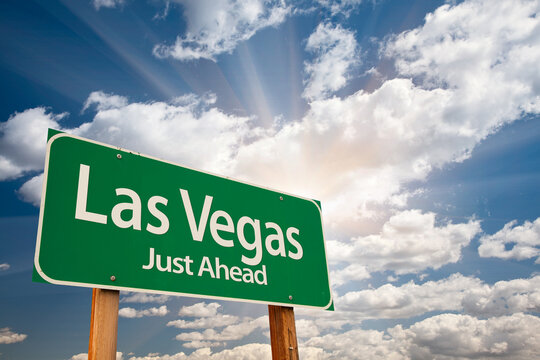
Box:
xmin=33 ymin=256 xmax=59 ymax=285
xmin=322 ymin=294 xmax=334 ymax=311
xmin=47 ymin=131 xmax=71 ymax=146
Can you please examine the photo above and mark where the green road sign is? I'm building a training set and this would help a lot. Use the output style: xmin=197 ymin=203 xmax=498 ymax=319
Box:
xmin=34 ymin=131 xmax=332 ymax=309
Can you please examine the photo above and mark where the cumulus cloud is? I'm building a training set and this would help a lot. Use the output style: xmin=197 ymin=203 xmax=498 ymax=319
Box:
xmin=330 ymin=263 xmax=370 ymax=287
xmin=232 ymin=0 xmax=538 ymax=219
xmin=337 ymin=274 xmax=540 ymax=319
xmin=478 ymin=218 xmax=540 ymax=262
xmin=71 ymin=91 xmax=253 ymax=177
xmin=17 ymin=173 xmax=43 ymax=207
xmin=167 ymin=314 xmax=239 ymax=329
xmin=303 ymin=23 xmax=359 ymax=100
xmin=128 ymin=344 xmax=270 ymax=360
xmin=304 ymin=313 xmax=540 ymax=360
xmin=299 ymin=274 xmax=540 ymax=331
xmin=0 ymin=327 xmax=27 ymax=344
xmin=316 ymin=0 xmax=364 ymax=17
xmin=91 ymin=0 xmax=124 ymax=11
xmin=178 ymin=302 xmax=222 ymax=317
xmin=153 ymin=0 xmax=290 ymax=61
xmin=462 ymin=275 xmax=540 ymax=317
xmin=82 ymin=91 xmax=128 ymax=112
xmin=337 ymin=273 xmax=481 ymax=318
xmin=395 ymin=313 xmax=540 ymax=360
xmin=295 ymin=319 xmax=321 ymax=338
xmin=0 ymin=263 xmax=10 ymax=271
xmin=120 ymin=292 xmax=170 ymax=304
xmin=0 ymin=108 xmax=67 ymax=181
xmin=328 ymin=210 xmax=481 ymax=275
xmin=7 ymin=0 xmax=540 ymax=234
xmin=304 ymin=328 xmax=406 ymax=360
xmin=118 ymin=305 xmax=168 ymax=318
xmin=175 ymin=316 xmax=268 ymax=348
xmin=1 ymin=0 xmax=538 ymax=256
xmin=385 ymin=0 xmax=540 ymax=115
xmin=69 ymin=352 xmax=123 ymax=360
xmin=169 ymin=302 xmax=265 ymax=348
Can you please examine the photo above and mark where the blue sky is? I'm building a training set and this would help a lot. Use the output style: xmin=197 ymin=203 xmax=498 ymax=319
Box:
xmin=1 ymin=0 xmax=539 ymax=359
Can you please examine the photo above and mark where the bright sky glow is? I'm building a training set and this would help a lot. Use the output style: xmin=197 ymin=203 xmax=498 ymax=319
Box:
xmin=0 ymin=0 xmax=539 ymax=359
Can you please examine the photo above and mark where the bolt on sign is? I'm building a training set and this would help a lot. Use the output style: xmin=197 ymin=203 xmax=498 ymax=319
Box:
xmin=34 ymin=130 xmax=333 ymax=310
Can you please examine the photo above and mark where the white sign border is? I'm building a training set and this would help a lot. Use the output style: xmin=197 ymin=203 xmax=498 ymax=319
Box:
xmin=34 ymin=131 xmax=334 ymax=310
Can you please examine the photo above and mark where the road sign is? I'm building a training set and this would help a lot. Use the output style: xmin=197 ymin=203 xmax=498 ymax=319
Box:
xmin=34 ymin=131 xmax=332 ymax=309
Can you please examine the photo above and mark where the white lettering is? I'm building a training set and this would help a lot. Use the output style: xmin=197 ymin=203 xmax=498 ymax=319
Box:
xmin=75 ymin=164 xmax=107 ymax=224
xmin=111 ymin=188 xmax=142 ymax=230
xmin=286 ymin=227 xmax=303 ymax=260
xmin=210 ymin=210 xmax=234 ymax=247
xmin=230 ymin=266 xmax=242 ymax=282
xmin=255 ymin=265 xmax=267 ymax=285
xmin=198 ymin=256 xmax=215 ymax=278
xmin=172 ymin=257 xmax=184 ymax=274
xmin=142 ymin=247 xmax=155 ymax=269
xmin=265 ymin=222 xmax=286 ymax=257
xmin=156 ymin=254 xmax=171 ymax=272
xmin=242 ymin=268 xmax=254 ymax=283
xmin=146 ymin=196 xmax=169 ymax=235
xmin=237 ymin=216 xmax=262 ymax=266
xmin=180 ymin=189 xmax=212 ymax=242
xmin=215 ymin=257 xmax=229 ymax=280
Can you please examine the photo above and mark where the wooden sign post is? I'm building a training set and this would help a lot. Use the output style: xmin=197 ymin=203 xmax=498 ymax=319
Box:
xmin=88 ymin=288 xmax=120 ymax=360
xmin=268 ymin=305 xmax=299 ymax=360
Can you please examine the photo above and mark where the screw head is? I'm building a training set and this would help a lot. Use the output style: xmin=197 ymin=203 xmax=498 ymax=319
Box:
xmin=117 ymin=154 xmax=122 ymax=159
xmin=288 ymin=295 xmax=293 ymax=300
xmin=110 ymin=275 xmax=116 ymax=281
xmin=280 ymin=196 xmax=284 ymax=201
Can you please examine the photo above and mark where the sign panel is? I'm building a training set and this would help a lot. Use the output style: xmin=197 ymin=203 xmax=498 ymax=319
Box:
xmin=34 ymin=131 xmax=332 ymax=309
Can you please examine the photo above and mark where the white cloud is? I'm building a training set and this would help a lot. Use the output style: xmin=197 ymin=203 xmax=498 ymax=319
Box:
xmin=330 ymin=263 xmax=370 ymax=287
xmin=178 ymin=302 xmax=221 ymax=317
xmin=92 ymin=0 xmax=124 ymax=11
xmin=120 ymin=292 xmax=170 ymax=304
xmin=302 ymin=274 xmax=540 ymax=327
xmin=0 ymin=263 xmax=9 ymax=271
xmin=304 ymin=313 xmax=540 ymax=360
xmin=478 ymin=218 xmax=540 ymax=262
xmin=304 ymin=328 xmax=406 ymax=360
xmin=69 ymin=352 xmax=123 ymax=360
xmin=337 ymin=273 xmax=482 ymax=318
xmin=462 ymin=275 xmax=540 ymax=317
xmin=153 ymin=0 xmax=290 ymax=61
xmin=167 ymin=314 xmax=239 ymax=329
xmin=0 ymin=328 xmax=27 ymax=344
xmin=316 ymin=0 xmax=364 ymax=17
xmin=1 ymin=0 xmax=538 ymax=256
xmin=303 ymin=23 xmax=359 ymax=100
xmin=128 ymin=344 xmax=271 ymax=360
xmin=118 ymin=305 xmax=168 ymax=318
xmin=82 ymin=91 xmax=128 ymax=112
xmin=0 ymin=108 xmax=67 ymax=181
xmin=295 ymin=319 xmax=320 ymax=338
xmin=395 ymin=313 xmax=540 ymax=360
xmin=385 ymin=0 xmax=540 ymax=115
xmin=182 ymin=341 xmax=225 ymax=349
xmin=175 ymin=316 xmax=268 ymax=345
xmin=17 ymin=173 xmax=43 ymax=207
xmin=337 ymin=274 xmax=540 ymax=319
xmin=328 ymin=210 xmax=481 ymax=275
xmin=71 ymin=93 xmax=251 ymax=176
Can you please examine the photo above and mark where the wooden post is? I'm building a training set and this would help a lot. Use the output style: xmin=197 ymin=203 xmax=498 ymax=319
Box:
xmin=88 ymin=288 xmax=120 ymax=360
xmin=268 ymin=305 xmax=299 ymax=360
